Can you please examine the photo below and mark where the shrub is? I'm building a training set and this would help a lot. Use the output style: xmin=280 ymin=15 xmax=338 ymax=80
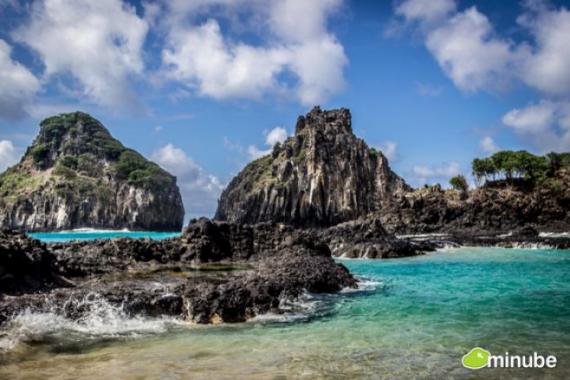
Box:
xmin=53 ymin=164 xmax=77 ymax=179
xmin=59 ymin=155 xmax=78 ymax=169
xmin=449 ymin=175 xmax=469 ymax=192
xmin=30 ymin=144 xmax=50 ymax=163
xmin=115 ymin=150 xmax=150 ymax=179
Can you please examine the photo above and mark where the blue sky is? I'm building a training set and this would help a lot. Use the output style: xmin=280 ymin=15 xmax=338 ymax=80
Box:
xmin=1 ymin=0 xmax=570 ymax=219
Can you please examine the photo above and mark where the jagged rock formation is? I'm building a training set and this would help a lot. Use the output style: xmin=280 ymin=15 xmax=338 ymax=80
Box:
xmin=380 ymin=170 xmax=570 ymax=234
xmin=0 ymin=112 xmax=184 ymax=231
xmin=0 ymin=230 xmax=70 ymax=296
xmin=1 ymin=221 xmax=356 ymax=325
xmin=216 ymin=107 xmax=409 ymax=226
xmin=316 ymin=217 xmax=435 ymax=258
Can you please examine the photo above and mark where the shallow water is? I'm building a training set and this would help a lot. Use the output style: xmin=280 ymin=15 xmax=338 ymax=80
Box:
xmin=28 ymin=230 xmax=180 ymax=243
xmin=1 ymin=243 xmax=569 ymax=379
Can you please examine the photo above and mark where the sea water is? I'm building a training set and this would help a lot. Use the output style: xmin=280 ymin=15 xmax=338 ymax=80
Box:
xmin=1 ymin=233 xmax=569 ymax=379
xmin=28 ymin=229 xmax=181 ymax=243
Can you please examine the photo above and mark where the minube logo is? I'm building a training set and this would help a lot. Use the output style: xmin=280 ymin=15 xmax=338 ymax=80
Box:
xmin=462 ymin=347 xmax=557 ymax=370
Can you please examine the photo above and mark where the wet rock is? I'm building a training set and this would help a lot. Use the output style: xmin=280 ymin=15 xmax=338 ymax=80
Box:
xmin=316 ymin=217 xmax=434 ymax=258
xmin=0 ymin=220 xmax=357 ymax=325
xmin=0 ymin=230 xmax=70 ymax=296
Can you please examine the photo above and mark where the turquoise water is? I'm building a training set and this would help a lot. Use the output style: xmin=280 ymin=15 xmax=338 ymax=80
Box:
xmin=29 ymin=230 xmax=181 ymax=243
xmin=2 ymin=237 xmax=569 ymax=378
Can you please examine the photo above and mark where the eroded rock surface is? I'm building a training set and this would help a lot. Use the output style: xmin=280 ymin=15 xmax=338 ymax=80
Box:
xmin=215 ymin=107 xmax=409 ymax=226
xmin=0 ymin=112 xmax=184 ymax=232
xmin=0 ymin=222 xmax=356 ymax=325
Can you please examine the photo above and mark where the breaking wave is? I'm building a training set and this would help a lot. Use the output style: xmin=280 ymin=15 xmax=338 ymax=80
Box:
xmin=0 ymin=294 xmax=185 ymax=352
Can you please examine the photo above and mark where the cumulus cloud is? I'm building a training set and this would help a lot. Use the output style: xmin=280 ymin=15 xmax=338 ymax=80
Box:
xmin=14 ymin=0 xmax=149 ymax=111
xmin=518 ymin=5 xmax=570 ymax=96
xmin=247 ymin=126 xmax=290 ymax=159
xmin=425 ymin=7 xmax=515 ymax=92
xmin=480 ymin=136 xmax=499 ymax=154
xmin=502 ymin=100 xmax=570 ymax=152
xmin=395 ymin=0 xmax=570 ymax=153
xmin=0 ymin=140 xmax=19 ymax=172
xmin=410 ymin=161 xmax=461 ymax=186
xmin=394 ymin=0 xmax=570 ymax=96
xmin=161 ymin=0 xmax=347 ymax=105
xmin=395 ymin=0 xmax=456 ymax=26
xmin=0 ymin=39 xmax=40 ymax=120
xmin=151 ymin=144 xmax=224 ymax=216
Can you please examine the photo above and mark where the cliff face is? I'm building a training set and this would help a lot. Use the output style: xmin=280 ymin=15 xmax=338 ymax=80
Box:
xmin=215 ymin=107 xmax=409 ymax=226
xmin=380 ymin=170 xmax=570 ymax=234
xmin=0 ymin=112 xmax=184 ymax=231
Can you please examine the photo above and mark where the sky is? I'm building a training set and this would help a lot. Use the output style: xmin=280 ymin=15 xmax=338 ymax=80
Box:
xmin=1 ymin=0 xmax=570 ymax=220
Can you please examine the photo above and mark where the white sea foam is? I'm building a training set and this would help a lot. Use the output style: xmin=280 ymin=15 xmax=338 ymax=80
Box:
xmin=396 ymin=233 xmax=450 ymax=240
xmin=42 ymin=228 xmax=133 ymax=234
xmin=249 ymin=291 xmax=322 ymax=323
xmin=539 ymin=232 xmax=570 ymax=238
xmin=0 ymin=294 xmax=185 ymax=352
xmin=341 ymin=277 xmax=382 ymax=293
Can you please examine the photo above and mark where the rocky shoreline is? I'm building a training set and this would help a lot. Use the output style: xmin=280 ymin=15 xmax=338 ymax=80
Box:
xmin=3 ymin=217 xmax=568 ymax=329
xmin=0 ymin=220 xmax=356 ymax=326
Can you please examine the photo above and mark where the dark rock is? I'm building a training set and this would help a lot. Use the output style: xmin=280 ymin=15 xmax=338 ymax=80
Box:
xmin=379 ymin=175 xmax=570 ymax=235
xmin=0 ymin=220 xmax=357 ymax=325
xmin=316 ymin=217 xmax=434 ymax=258
xmin=0 ymin=230 xmax=71 ymax=296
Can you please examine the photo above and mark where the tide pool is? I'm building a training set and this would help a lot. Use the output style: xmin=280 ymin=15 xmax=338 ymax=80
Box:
xmin=1 ymin=243 xmax=569 ymax=379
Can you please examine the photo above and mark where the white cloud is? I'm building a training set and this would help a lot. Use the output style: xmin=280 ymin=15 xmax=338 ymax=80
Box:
xmin=480 ymin=136 xmax=499 ymax=154
xmin=394 ymin=1 xmax=570 ymax=95
xmin=502 ymin=100 xmax=557 ymax=134
xmin=265 ymin=127 xmax=288 ymax=146
xmin=425 ymin=7 xmax=515 ymax=92
xmin=247 ymin=126 xmax=290 ymax=159
xmin=161 ymin=0 xmax=347 ymax=105
xmin=151 ymin=144 xmax=224 ymax=216
xmin=247 ymin=145 xmax=272 ymax=160
xmin=395 ymin=0 xmax=570 ymax=152
xmin=0 ymin=39 xmax=40 ymax=120
xmin=410 ymin=161 xmax=461 ymax=186
xmin=14 ymin=0 xmax=149 ymax=111
xmin=396 ymin=0 xmax=456 ymax=26
xmin=518 ymin=5 xmax=570 ymax=96
xmin=0 ymin=140 xmax=19 ymax=172
xmin=377 ymin=141 xmax=398 ymax=161
xmin=502 ymin=100 xmax=570 ymax=152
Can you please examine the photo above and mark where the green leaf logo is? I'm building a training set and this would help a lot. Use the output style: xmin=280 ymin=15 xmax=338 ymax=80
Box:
xmin=462 ymin=347 xmax=490 ymax=369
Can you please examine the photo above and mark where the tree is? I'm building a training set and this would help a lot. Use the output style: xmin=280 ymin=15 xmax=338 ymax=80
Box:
xmin=449 ymin=175 xmax=469 ymax=192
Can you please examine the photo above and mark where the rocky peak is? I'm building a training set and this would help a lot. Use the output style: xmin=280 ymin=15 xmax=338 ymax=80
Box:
xmin=294 ymin=106 xmax=352 ymax=135
xmin=215 ymin=107 xmax=410 ymax=226
xmin=0 ymin=112 xmax=185 ymax=232
xmin=26 ymin=112 xmax=124 ymax=170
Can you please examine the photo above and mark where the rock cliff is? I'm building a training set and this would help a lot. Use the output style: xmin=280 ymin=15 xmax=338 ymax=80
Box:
xmin=215 ymin=107 xmax=409 ymax=226
xmin=380 ymin=170 xmax=570 ymax=234
xmin=0 ymin=112 xmax=184 ymax=231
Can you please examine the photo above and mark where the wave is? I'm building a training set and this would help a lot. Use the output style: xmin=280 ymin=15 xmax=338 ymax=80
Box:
xmin=341 ymin=276 xmax=382 ymax=294
xmin=249 ymin=291 xmax=323 ymax=323
xmin=539 ymin=232 xmax=570 ymax=238
xmin=0 ymin=294 xmax=185 ymax=352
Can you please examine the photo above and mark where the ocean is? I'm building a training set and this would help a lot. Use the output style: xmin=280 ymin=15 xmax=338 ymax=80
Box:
xmin=1 ymin=232 xmax=569 ymax=379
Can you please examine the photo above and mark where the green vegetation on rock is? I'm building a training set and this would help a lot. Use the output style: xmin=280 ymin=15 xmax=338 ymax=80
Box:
xmin=472 ymin=150 xmax=570 ymax=186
